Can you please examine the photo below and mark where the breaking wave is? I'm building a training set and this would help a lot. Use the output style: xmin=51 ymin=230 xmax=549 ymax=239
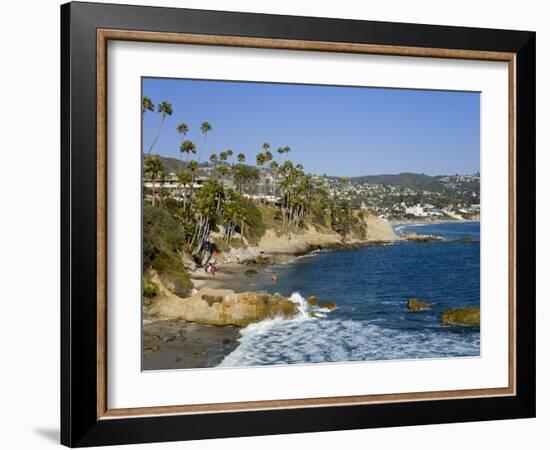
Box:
xmin=219 ymin=293 xmax=479 ymax=368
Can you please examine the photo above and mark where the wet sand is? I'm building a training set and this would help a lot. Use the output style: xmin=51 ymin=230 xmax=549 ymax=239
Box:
xmin=142 ymin=319 xmax=241 ymax=370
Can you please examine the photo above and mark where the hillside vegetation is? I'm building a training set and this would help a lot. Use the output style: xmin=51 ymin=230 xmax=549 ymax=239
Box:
xmin=140 ymin=95 xmax=395 ymax=303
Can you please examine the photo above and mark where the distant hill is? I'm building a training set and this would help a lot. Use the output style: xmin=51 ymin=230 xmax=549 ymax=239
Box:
xmin=156 ymin=155 xmax=183 ymax=174
xmin=147 ymin=154 xmax=207 ymax=174
xmin=348 ymin=173 xmax=444 ymax=192
xmin=148 ymin=156 xmax=468 ymax=194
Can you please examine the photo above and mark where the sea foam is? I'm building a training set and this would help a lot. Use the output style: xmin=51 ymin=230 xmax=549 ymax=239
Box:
xmin=219 ymin=292 xmax=479 ymax=368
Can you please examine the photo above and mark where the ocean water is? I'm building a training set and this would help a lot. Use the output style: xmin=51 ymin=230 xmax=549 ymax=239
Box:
xmin=220 ymin=222 xmax=480 ymax=367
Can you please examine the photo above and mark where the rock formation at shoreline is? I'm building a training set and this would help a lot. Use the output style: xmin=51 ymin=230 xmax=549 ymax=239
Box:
xmin=146 ymin=285 xmax=301 ymax=327
xmin=454 ymin=236 xmax=478 ymax=243
xmin=320 ymin=301 xmax=337 ymax=310
xmin=364 ymin=214 xmax=401 ymax=241
xmin=307 ymin=296 xmax=318 ymax=306
xmin=442 ymin=307 xmax=480 ymax=325
xmin=407 ymin=297 xmax=431 ymax=311
xmin=403 ymin=232 xmax=444 ymax=243
xmin=219 ymin=214 xmax=399 ymax=264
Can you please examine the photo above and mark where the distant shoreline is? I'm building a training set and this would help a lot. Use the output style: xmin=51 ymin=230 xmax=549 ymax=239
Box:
xmin=390 ymin=218 xmax=479 ymax=227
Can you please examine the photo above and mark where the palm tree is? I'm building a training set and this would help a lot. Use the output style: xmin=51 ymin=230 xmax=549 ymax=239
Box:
xmin=218 ymin=164 xmax=229 ymax=180
xmin=277 ymin=145 xmax=291 ymax=163
xmin=256 ymin=152 xmax=267 ymax=199
xmin=269 ymin=160 xmax=279 ymax=196
xmin=147 ymin=101 xmax=173 ymax=154
xmin=180 ymin=140 xmax=196 ymax=164
xmin=176 ymin=123 xmax=189 ymax=170
xmin=187 ymin=160 xmax=199 ymax=210
xmin=237 ymin=153 xmax=245 ymax=163
xmin=144 ymin=156 xmax=164 ymax=207
xmin=177 ymin=122 xmax=189 ymax=138
xmin=142 ymin=96 xmax=154 ymax=115
xmin=198 ymin=121 xmax=213 ymax=162
xmin=177 ymin=171 xmax=192 ymax=210
xmin=263 ymin=151 xmax=274 ymax=194
xmin=141 ymin=97 xmax=155 ymax=153
xmin=256 ymin=152 xmax=266 ymax=168
xmin=209 ymin=153 xmax=219 ymax=177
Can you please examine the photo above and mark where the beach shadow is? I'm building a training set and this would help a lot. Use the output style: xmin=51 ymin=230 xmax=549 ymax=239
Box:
xmin=34 ymin=428 xmax=59 ymax=443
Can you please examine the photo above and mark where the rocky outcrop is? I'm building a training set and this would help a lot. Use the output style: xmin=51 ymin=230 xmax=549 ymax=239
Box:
xmin=363 ymin=214 xmax=400 ymax=241
xmin=407 ymin=297 xmax=431 ymax=311
xmin=307 ymin=296 xmax=318 ymax=306
xmin=442 ymin=307 xmax=480 ymax=325
xmin=220 ymin=214 xmax=399 ymax=264
xmin=403 ymin=232 xmax=444 ymax=242
xmin=454 ymin=236 xmax=477 ymax=243
xmin=320 ymin=301 xmax=337 ymax=310
xmin=146 ymin=286 xmax=300 ymax=327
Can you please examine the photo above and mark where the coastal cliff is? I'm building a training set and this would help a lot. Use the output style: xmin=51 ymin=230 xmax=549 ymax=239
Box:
xmin=218 ymin=213 xmax=399 ymax=263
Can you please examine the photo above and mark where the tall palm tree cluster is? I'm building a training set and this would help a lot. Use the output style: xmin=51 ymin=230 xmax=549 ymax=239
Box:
xmin=142 ymin=95 xmax=361 ymax=261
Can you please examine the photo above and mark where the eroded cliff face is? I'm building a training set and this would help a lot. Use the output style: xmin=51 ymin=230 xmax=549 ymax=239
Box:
xmin=362 ymin=214 xmax=399 ymax=241
xmin=231 ymin=213 xmax=398 ymax=258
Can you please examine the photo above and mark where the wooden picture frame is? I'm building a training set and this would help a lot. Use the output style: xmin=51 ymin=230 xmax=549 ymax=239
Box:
xmin=61 ymin=1 xmax=535 ymax=447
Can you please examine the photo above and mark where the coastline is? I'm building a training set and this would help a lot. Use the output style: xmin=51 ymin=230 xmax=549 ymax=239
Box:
xmin=390 ymin=218 xmax=479 ymax=227
xmin=142 ymin=218 xmax=479 ymax=370
xmin=143 ymin=224 xmax=397 ymax=370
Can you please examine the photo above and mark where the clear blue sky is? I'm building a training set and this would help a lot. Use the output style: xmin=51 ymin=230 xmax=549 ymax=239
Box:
xmin=142 ymin=78 xmax=479 ymax=177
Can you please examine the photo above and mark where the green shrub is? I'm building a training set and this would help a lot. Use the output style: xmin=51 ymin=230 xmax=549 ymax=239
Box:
xmin=160 ymin=271 xmax=193 ymax=298
xmin=143 ymin=203 xmax=193 ymax=298
xmin=241 ymin=201 xmax=265 ymax=245
xmin=143 ymin=279 xmax=158 ymax=298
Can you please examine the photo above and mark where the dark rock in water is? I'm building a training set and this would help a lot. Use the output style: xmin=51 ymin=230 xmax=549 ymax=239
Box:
xmin=442 ymin=307 xmax=480 ymax=325
xmin=320 ymin=301 xmax=337 ymax=310
xmin=407 ymin=297 xmax=431 ymax=311
xmin=244 ymin=269 xmax=258 ymax=277
xmin=307 ymin=296 xmax=318 ymax=306
xmin=222 ymin=338 xmax=232 ymax=344
xmin=454 ymin=236 xmax=477 ymax=243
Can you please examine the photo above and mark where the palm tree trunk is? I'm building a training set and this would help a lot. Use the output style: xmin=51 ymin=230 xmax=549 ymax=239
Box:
xmin=198 ymin=134 xmax=208 ymax=162
xmin=147 ymin=115 xmax=165 ymax=155
xmin=182 ymin=184 xmax=187 ymax=211
xmin=189 ymin=176 xmax=195 ymax=210
xmin=151 ymin=178 xmax=156 ymax=207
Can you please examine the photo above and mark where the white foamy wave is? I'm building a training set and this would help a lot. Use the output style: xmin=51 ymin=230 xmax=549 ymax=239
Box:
xmin=219 ymin=317 xmax=479 ymax=367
